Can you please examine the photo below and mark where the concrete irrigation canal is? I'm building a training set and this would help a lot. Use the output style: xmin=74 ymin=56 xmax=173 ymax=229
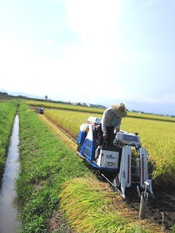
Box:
xmin=0 ymin=114 xmax=21 ymax=233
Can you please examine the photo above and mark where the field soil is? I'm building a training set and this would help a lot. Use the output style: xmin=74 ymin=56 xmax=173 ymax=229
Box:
xmin=148 ymin=190 xmax=175 ymax=232
xmin=39 ymin=114 xmax=175 ymax=233
xmin=126 ymin=188 xmax=175 ymax=232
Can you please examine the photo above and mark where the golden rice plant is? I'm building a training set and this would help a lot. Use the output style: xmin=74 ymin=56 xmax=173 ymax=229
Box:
xmin=26 ymin=100 xmax=103 ymax=114
xmin=44 ymin=109 xmax=101 ymax=138
xmin=122 ymin=117 xmax=175 ymax=184
xmin=59 ymin=175 xmax=164 ymax=233
xmin=44 ymin=108 xmax=175 ymax=185
xmin=26 ymin=99 xmax=175 ymax=122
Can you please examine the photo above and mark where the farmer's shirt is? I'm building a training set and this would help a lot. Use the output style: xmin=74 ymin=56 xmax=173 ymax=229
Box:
xmin=101 ymin=107 xmax=121 ymax=134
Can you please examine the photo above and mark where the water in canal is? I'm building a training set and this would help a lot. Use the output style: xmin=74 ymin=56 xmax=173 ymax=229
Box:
xmin=0 ymin=114 xmax=21 ymax=233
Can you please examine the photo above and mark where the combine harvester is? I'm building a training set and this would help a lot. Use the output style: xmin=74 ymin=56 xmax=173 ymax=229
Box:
xmin=77 ymin=116 xmax=154 ymax=218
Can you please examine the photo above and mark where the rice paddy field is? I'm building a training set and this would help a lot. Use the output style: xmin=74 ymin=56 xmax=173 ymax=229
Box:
xmin=1 ymin=97 xmax=175 ymax=232
xmin=27 ymin=99 xmax=175 ymax=187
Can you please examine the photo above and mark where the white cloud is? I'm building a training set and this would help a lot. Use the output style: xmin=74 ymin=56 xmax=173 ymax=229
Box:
xmin=0 ymin=1 xmax=152 ymax=101
xmin=44 ymin=39 xmax=54 ymax=47
xmin=65 ymin=1 xmax=122 ymax=30
xmin=1 ymin=0 xmax=174 ymax=114
xmin=62 ymin=0 xmax=124 ymax=63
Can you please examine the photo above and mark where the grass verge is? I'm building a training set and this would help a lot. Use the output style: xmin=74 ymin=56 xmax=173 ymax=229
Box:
xmin=0 ymin=99 xmax=19 ymax=180
xmin=17 ymin=102 xmax=91 ymax=232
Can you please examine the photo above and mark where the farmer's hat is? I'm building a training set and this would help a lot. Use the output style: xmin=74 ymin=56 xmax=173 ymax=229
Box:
xmin=112 ymin=103 xmax=127 ymax=118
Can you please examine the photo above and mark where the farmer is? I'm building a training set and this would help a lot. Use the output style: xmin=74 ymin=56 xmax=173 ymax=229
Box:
xmin=96 ymin=103 xmax=127 ymax=148
xmin=101 ymin=103 xmax=127 ymax=145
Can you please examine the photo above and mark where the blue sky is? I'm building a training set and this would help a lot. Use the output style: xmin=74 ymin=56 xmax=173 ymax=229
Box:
xmin=0 ymin=0 xmax=175 ymax=115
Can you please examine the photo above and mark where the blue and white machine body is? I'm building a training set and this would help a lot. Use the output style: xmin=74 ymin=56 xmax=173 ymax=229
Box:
xmin=77 ymin=116 xmax=120 ymax=172
xmin=77 ymin=116 xmax=153 ymax=199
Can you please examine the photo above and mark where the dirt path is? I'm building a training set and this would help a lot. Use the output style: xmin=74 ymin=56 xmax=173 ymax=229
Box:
xmin=39 ymin=114 xmax=175 ymax=233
